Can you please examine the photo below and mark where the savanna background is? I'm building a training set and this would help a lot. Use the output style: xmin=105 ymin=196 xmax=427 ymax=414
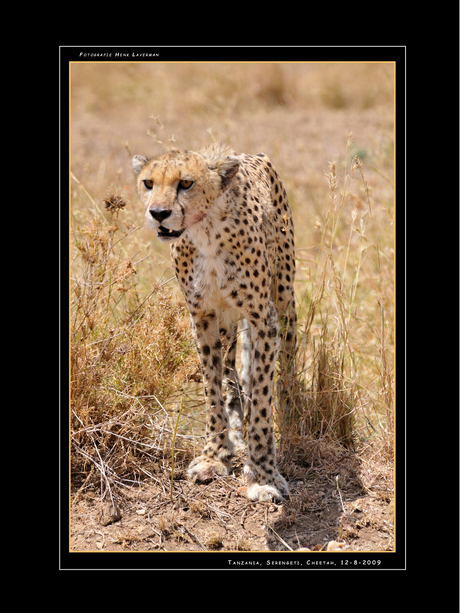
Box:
xmin=70 ymin=61 xmax=395 ymax=555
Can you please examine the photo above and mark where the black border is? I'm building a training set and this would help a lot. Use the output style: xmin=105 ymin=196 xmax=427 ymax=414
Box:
xmin=61 ymin=45 xmax=408 ymax=573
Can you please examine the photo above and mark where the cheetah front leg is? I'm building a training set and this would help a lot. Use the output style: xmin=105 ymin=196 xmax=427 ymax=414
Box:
xmin=187 ymin=312 xmax=234 ymax=483
xmin=242 ymin=305 xmax=289 ymax=502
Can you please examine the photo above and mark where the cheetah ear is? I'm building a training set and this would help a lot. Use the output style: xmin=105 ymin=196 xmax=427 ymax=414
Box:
xmin=212 ymin=156 xmax=240 ymax=190
xmin=132 ymin=155 xmax=148 ymax=174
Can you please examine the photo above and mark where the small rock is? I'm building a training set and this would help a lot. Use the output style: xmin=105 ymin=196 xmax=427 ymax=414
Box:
xmin=99 ymin=502 xmax=121 ymax=526
xmin=326 ymin=540 xmax=345 ymax=551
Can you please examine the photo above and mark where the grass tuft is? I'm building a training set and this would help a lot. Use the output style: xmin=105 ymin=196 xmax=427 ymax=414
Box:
xmin=275 ymin=138 xmax=393 ymax=464
xmin=71 ymin=202 xmax=200 ymax=500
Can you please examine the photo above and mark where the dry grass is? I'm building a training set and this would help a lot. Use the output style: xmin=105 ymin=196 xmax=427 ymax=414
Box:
xmin=70 ymin=62 xmax=395 ymax=506
xmin=70 ymin=204 xmax=201 ymax=499
xmin=275 ymin=139 xmax=394 ymax=461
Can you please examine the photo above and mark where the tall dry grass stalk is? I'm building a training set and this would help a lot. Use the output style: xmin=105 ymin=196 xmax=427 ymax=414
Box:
xmin=276 ymin=134 xmax=394 ymax=465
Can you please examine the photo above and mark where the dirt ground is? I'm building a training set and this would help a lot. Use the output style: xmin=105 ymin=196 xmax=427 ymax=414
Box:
xmin=70 ymin=445 xmax=394 ymax=563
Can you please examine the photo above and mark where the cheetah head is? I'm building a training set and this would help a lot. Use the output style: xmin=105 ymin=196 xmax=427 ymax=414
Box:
xmin=132 ymin=144 xmax=240 ymax=243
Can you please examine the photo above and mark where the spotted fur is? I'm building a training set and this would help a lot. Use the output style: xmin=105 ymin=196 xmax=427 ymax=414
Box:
xmin=133 ymin=142 xmax=296 ymax=501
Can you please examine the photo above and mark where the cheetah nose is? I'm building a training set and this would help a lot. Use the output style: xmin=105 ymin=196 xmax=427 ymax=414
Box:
xmin=149 ymin=207 xmax=172 ymax=223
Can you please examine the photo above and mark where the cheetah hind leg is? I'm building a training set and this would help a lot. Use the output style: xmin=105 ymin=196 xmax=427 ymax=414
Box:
xmin=223 ymin=322 xmax=246 ymax=453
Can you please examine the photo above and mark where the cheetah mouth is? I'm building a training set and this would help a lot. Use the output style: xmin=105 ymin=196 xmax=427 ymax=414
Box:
xmin=157 ymin=225 xmax=185 ymax=241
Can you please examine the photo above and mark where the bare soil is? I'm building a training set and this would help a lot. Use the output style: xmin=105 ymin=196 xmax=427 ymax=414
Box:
xmin=70 ymin=445 xmax=394 ymax=559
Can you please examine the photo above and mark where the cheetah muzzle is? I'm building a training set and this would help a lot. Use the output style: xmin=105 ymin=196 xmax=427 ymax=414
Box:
xmin=157 ymin=225 xmax=185 ymax=241
xmin=133 ymin=142 xmax=297 ymax=502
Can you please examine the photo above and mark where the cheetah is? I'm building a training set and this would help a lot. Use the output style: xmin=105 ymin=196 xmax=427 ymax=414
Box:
xmin=133 ymin=142 xmax=297 ymax=501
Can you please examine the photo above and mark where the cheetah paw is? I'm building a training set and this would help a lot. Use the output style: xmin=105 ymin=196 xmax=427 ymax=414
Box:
xmin=187 ymin=456 xmax=231 ymax=483
xmin=245 ymin=483 xmax=287 ymax=502
xmin=242 ymin=465 xmax=290 ymax=502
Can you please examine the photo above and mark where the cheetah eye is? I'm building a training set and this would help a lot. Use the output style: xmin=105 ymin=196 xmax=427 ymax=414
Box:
xmin=143 ymin=180 xmax=154 ymax=190
xmin=179 ymin=179 xmax=194 ymax=190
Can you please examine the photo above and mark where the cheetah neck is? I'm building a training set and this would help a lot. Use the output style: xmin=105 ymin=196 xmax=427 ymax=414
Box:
xmin=186 ymin=192 xmax=239 ymax=303
xmin=186 ymin=192 xmax=232 ymax=257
